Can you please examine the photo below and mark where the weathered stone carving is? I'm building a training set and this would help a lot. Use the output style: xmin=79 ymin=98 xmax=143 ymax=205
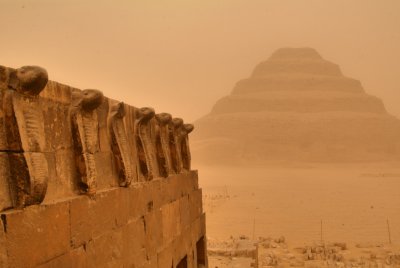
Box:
xmin=0 ymin=63 xmax=197 ymax=209
xmin=3 ymin=66 xmax=49 ymax=207
xmin=181 ymin=123 xmax=194 ymax=170
xmin=109 ymin=101 xmax=134 ymax=186
xmin=71 ymin=89 xmax=104 ymax=195
xmin=169 ymin=118 xmax=184 ymax=173
xmin=0 ymin=153 xmax=12 ymax=211
xmin=0 ymin=66 xmax=10 ymax=90
xmin=135 ymin=107 xmax=158 ymax=180
xmin=169 ymin=119 xmax=194 ymax=173
xmin=8 ymin=66 xmax=48 ymax=96
xmin=155 ymin=113 xmax=173 ymax=177
xmin=0 ymin=68 xmax=11 ymax=211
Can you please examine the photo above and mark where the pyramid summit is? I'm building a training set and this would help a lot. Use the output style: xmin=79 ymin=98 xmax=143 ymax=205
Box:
xmin=250 ymin=47 xmax=342 ymax=78
xmin=268 ymin=47 xmax=323 ymax=60
xmin=192 ymin=48 xmax=400 ymax=164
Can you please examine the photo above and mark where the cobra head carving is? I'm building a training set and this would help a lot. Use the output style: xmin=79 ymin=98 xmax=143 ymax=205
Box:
xmin=155 ymin=113 xmax=172 ymax=126
xmin=81 ymin=89 xmax=104 ymax=111
xmin=183 ymin=124 xmax=194 ymax=134
xmin=136 ymin=107 xmax=155 ymax=123
xmin=172 ymin=118 xmax=183 ymax=129
xmin=111 ymin=102 xmax=126 ymax=118
xmin=8 ymin=66 xmax=48 ymax=96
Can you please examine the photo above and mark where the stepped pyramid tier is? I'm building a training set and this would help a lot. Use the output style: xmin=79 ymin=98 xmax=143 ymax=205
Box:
xmin=192 ymin=48 xmax=400 ymax=164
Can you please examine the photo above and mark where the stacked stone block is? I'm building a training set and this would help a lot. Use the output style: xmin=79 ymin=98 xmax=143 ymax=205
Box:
xmin=0 ymin=65 xmax=207 ymax=268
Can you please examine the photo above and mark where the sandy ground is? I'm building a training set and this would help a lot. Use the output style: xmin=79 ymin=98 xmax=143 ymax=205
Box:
xmin=196 ymin=162 xmax=400 ymax=267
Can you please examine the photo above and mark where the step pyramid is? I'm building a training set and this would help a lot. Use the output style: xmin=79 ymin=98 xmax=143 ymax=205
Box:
xmin=192 ymin=48 xmax=400 ymax=164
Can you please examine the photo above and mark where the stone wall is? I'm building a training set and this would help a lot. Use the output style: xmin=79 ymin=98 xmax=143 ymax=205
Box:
xmin=0 ymin=65 xmax=207 ymax=268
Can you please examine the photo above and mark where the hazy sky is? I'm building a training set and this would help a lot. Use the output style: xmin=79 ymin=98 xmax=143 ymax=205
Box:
xmin=1 ymin=0 xmax=399 ymax=122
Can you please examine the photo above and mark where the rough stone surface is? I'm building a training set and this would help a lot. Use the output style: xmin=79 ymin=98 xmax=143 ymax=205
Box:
xmin=0 ymin=65 xmax=206 ymax=267
xmin=1 ymin=202 xmax=70 ymax=267
xmin=0 ymin=217 xmax=8 ymax=268
xmin=0 ymin=153 xmax=11 ymax=211
xmin=70 ymin=188 xmax=129 ymax=248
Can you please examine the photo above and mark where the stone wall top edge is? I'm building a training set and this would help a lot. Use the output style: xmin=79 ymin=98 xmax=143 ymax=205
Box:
xmin=0 ymin=64 xmax=196 ymax=211
xmin=0 ymin=64 xmax=186 ymax=118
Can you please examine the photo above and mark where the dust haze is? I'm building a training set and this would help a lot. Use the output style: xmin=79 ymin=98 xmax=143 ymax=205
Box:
xmin=2 ymin=0 xmax=400 ymax=267
xmin=1 ymin=0 xmax=400 ymax=121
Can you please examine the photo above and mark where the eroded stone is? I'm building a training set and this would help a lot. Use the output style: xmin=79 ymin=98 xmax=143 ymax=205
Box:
xmin=71 ymin=89 xmax=103 ymax=195
xmin=109 ymin=101 xmax=134 ymax=186
xmin=135 ymin=107 xmax=158 ymax=180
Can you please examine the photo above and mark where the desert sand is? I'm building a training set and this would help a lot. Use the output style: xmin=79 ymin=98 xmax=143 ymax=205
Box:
xmin=199 ymin=162 xmax=400 ymax=267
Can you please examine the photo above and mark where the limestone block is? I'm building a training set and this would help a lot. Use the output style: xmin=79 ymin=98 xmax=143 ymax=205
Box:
xmin=41 ymin=152 xmax=61 ymax=203
xmin=128 ymin=179 xmax=164 ymax=220
xmin=68 ymin=247 xmax=88 ymax=268
xmin=176 ymin=172 xmax=198 ymax=198
xmin=1 ymin=201 xmax=70 ymax=267
xmin=39 ymin=80 xmax=73 ymax=105
xmin=200 ymin=212 xmax=206 ymax=235
xmin=121 ymin=218 xmax=147 ymax=267
xmin=184 ymin=239 xmax=195 ymax=268
xmin=0 ymin=153 xmax=12 ymax=211
xmin=157 ymin=244 xmax=173 ymax=268
xmin=173 ymin=228 xmax=193 ymax=266
xmin=159 ymin=178 xmax=173 ymax=205
xmin=173 ymin=243 xmax=191 ymax=268
xmin=94 ymin=151 xmax=119 ymax=190
xmin=148 ymin=179 xmax=163 ymax=209
xmin=194 ymin=236 xmax=207 ymax=268
xmin=189 ymin=189 xmax=203 ymax=223
xmin=0 ymin=217 xmax=8 ymax=268
xmin=161 ymin=200 xmax=181 ymax=244
xmin=0 ymin=85 xmax=8 ymax=151
xmin=45 ymin=149 xmax=77 ymax=201
xmin=86 ymin=229 xmax=124 ymax=268
xmin=144 ymin=208 xmax=163 ymax=256
xmin=36 ymin=247 xmax=87 ymax=268
xmin=179 ymin=195 xmax=191 ymax=228
xmin=184 ymin=171 xmax=199 ymax=194
xmin=191 ymin=217 xmax=201 ymax=246
xmin=126 ymin=248 xmax=147 ymax=268
xmin=42 ymin=101 xmax=73 ymax=151
xmin=70 ymin=188 xmax=128 ymax=247
xmin=142 ymin=254 xmax=158 ymax=268
xmin=128 ymin=183 xmax=154 ymax=218
xmin=163 ymin=175 xmax=181 ymax=203
xmin=190 ymin=214 xmax=207 ymax=249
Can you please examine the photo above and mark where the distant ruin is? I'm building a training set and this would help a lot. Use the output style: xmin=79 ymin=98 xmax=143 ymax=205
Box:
xmin=0 ymin=65 xmax=207 ymax=267
xmin=192 ymin=48 xmax=400 ymax=164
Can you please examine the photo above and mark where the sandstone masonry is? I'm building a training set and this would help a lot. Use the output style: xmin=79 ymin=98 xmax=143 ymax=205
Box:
xmin=0 ymin=65 xmax=207 ymax=268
